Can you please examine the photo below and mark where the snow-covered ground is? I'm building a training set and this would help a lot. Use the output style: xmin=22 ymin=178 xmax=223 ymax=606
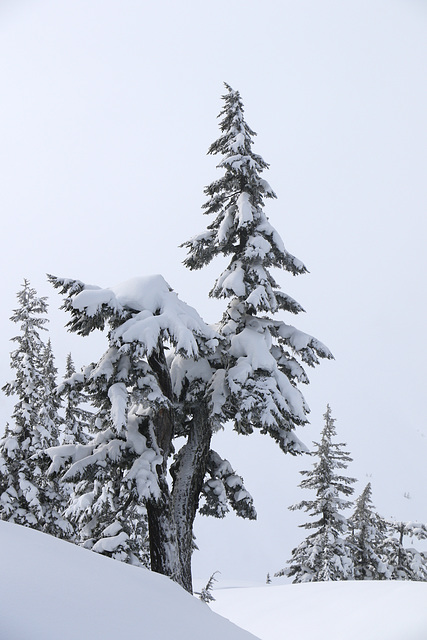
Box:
xmin=1 ymin=520 xmax=427 ymax=640
xmin=211 ymin=581 xmax=427 ymax=640
xmin=0 ymin=521 xmax=256 ymax=640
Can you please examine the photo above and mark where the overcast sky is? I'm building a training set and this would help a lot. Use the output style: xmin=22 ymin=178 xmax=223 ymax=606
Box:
xmin=1 ymin=0 xmax=426 ymax=583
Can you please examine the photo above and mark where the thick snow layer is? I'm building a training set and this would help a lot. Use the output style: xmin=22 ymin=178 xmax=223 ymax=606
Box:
xmin=211 ymin=581 xmax=427 ymax=640
xmin=72 ymin=274 xmax=218 ymax=358
xmin=0 ymin=521 xmax=257 ymax=640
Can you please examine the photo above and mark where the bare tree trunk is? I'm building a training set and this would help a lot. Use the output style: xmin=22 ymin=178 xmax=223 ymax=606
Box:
xmin=145 ymin=343 xmax=187 ymax=588
xmin=146 ymin=477 xmax=185 ymax=589
xmin=171 ymin=403 xmax=212 ymax=594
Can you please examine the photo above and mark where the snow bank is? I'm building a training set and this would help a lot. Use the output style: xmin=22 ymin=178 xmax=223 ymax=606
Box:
xmin=211 ymin=581 xmax=427 ymax=640
xmin=0 ymin=522 xmax=258 ymax=640
xmin=3 ymin=520 xmax=426 ymax=640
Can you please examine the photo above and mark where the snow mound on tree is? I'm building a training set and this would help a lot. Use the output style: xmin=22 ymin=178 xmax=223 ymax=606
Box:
xmin=71 ymin=274 xmax=218 ymax=357
xmin=211 ymin=581 xmax=427 ymax=640
xmin=0 ymin=521 xmax=258 ymax=640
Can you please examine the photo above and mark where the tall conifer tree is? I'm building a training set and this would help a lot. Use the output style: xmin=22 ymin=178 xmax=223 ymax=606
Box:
xmin=348 ymin=483 xmax=391 ymax=580
xmin=48 ymin=85 xmax=332 ymax=592
xmin=276 ymin=406 xmax=355 ymax=582
xmin=182 ymin=83 xmax=333 ymax=452
xmin=59 ymin=353 xmax=93 ymax=445
xmin=0 ymin=281 xmax=68 ymax=535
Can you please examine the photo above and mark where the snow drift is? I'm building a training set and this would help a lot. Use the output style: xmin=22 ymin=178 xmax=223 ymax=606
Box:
xmin=0 ymin=521 xmax=257 ymax=640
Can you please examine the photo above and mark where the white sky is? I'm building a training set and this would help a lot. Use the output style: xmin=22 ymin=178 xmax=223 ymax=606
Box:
xmin=1 ymin=0 xmax=426 ymax=583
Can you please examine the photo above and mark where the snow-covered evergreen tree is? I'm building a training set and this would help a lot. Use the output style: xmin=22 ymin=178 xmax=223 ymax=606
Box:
xmin=47 ymin=85 xmax=332 ymax=592
xmin=182 ymin=83 xmax=333 ymax=453
xmin=47 ymin=274 xmax=228 ymax=589
xmin=59 ymin=353 xmax=93 ymax=445
xmin=383 ymin=521 xmax=427 ymax=581
xmin=0 ymin=281 xmax=69 ymax=536
xmin=64 ymin=467 xmax=150 ymax=567
xmin=348 ymin=482 xmax=391 ymax=580
xmin=38 ymin=338 xmax=73 ymax=537
xmin=56 ymin=353 xmax=149 ymax=559
xmin=39 ymin=339 xmax=61 ymax=445
xmin=197 ymin=571 xmax=219 ymax=603
xmin=275 ymin=406 xmax=355 ymax=582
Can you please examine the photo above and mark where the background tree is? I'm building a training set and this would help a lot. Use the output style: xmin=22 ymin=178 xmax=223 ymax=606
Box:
xmin=383 ymin=520 xmax=427 ymax=581
xmin=53 ymin=353 xmax=151 ymax=562
xmin=196 ymin=570 xmax=220 ymax=603
xmin=275 ymin=405 xmax=355 ymax=582
xmin=0 ymin=280 xmax=69 ymax=536
xmin=59 ymin=353 xmax=94 ymax=445
xmin=348 ymin=482 xmax=391 ymax=580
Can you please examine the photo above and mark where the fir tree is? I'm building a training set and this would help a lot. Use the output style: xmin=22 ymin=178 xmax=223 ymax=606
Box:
xmin=182 ymin=83 xmax=333 ymax=453
xmin=54 ymin=353 xmax=149 ymax=561
xmin=64 ymin=471 xmax=150 ymax=567
xmin=47 ymin=274 xmax=222 ymax=589
xmin=197 ymin=571 xmax=220 ymax=603
xmin=0 ymin=281 xmax=68 ymax=536
xmin=47 ymin=84 xmax=332 ymax=593
xmin=348 ymin=483 xmax=391 ymax=580
xmin=383 ymin=521 xmax=427 ymax=581
xmin=275 ymin=406 xmax=355 ymax=582
xmin=38 ymin=339 xmax=73 ymax=537
xmin=59 ymin=353 xmax=93 ymax=445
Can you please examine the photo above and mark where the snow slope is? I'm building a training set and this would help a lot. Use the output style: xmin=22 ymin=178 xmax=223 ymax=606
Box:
xmin=211 ymin=581 xmax=427 ymax=640
xmin=2 ymin=520 xmax=427 ymax=640
xmin=0 ymin=522 xmax=258 ymax=640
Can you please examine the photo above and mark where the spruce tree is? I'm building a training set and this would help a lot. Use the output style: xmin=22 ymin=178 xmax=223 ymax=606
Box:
xmin=348 ymin=483 xmax=391 ymax=580
xmin=0 ymin=280 xmax=68 ymax=535
xmin=275 ymin=406 xmax=355 ymax=582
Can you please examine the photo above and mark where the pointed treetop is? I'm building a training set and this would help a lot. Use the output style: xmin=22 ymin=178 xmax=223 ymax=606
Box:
xmin=183 ymin=83 xmax=308 ymax=314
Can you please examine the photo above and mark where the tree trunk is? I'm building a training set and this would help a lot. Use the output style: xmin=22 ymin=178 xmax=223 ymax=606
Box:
xmin=146 ymin=477 xmax=185 ymax=589
xmin=146 ymin=343 xmax=187 ymax=587
xmin=146 ymin=344 xmax=212 ymax=594
xmin=171 ymin=403 xmax=212 ymax=594
xmin=148 ymin=346 xmax=175 ymax=462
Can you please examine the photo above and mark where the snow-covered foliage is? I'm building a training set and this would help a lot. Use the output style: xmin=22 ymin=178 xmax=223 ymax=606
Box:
xmin=47 ymin=273 xmax=220 ymax=589
xmin=0 ymin=281 xmax=70 ymax=537
xmin=65 ymin=475 xmax=150 ymax=567
xmin=200 ymin=450 xmax=256 ymax=520
xmin=182 ymin=83 xmax=333 ymax=453
xmin=276 ymin=405 xmax=355 ymax=582
xmin=53 ymin=354 xmax=151 ymax=562
xmin=347 ymin=482 xmax=392 ymax=580
xmin=59 ymin=353 xmax=94 ymax=445
xmin=382 ymin=520 xmax=427 ymax=581
xmin=197 ymin=570 xmax=220 ymax=603
xmin=45 ymin=86 xmax=333 ymax=592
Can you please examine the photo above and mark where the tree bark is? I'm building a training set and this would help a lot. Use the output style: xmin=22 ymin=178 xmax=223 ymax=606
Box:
xmin=146 ymin=477 xmax=185 ymax=589
xmin=146 ymin=343 xmax=213 ymax=594
xmin=145 ymin=343 xmax=187 ymax=587
xmin=171 ymin=403 xmax=212 ymax=593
